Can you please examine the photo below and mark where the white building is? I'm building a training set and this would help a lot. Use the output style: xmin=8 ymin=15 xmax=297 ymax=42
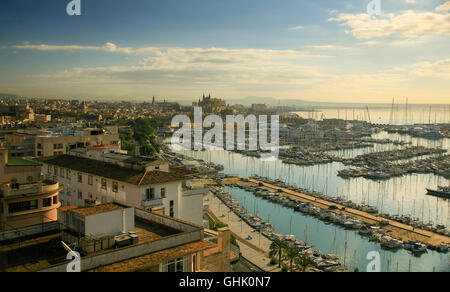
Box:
xmin=36 ymin=146 xmax=207 ymax=226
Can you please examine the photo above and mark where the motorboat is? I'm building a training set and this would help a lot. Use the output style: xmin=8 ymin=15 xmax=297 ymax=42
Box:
xmin=411 ymin=242 xmax=427 ymax=254
xmin=381 ymin=237 xmax=402 ymax=249
xmin=359 ymin=225 xmax=372 ymax=236
xmin=426 ymin=185 xmax=450 ymax=199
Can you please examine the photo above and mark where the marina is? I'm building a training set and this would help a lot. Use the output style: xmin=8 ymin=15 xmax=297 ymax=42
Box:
xmin=170 ymin=128 xmax=450 ymax=272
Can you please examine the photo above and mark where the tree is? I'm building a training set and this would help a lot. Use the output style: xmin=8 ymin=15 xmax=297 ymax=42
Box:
xmin=294 ymin=255 xmax=317 ymax=272
xmin=269 ymin=239 xmax=287 ymax=268
xmin=283 ymin=247 xmax=300 ymax=272
xmin=140 ymin=144 xmax=156 ymax=156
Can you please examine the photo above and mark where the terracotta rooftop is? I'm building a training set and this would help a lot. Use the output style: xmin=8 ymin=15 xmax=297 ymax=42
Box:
xmin=35 ymin=155 xmax=192 ymax=186
xmin=88 ymin=240 xmax=214 ymax=272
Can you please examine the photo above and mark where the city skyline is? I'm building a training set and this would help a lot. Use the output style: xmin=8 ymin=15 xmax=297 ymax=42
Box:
xmin=1 ymin=0 xmax=449 ymax=104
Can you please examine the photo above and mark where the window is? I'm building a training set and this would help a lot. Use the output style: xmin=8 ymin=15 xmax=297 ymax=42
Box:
xmin=54 ymin=167 xmax=58 ymax=176
xmin=8 ymin=200 xmax=38 ymax=213
xmin=146 ymin=188 xmax=155 ymax=200
xmin=192 ymin=255 xmax=197 ymax=272
xmin=78 ymin=191 xmax=82 ymax=200
xmin=162 ymin=257 xmax=187 ymax=272
xmin=78 ymin=173 xmax=83 ymax=183
xmin=182 ymin=181 xmax=187 ymax=188
xmin=60 ymin=169 xmax=64 ymax=178
xmin=53 ymin=195 xmax=57 ymax=205
xmin=43 ymin=198 xmax=51 ymax=207
xmin=37 ymin=143 xmax=42 ymax=149
xmin=170 ymin=200 xmax=174 ymax=217
xmin=48 ymin=165 xmax=52 ymax=174
xmin=67 ymin=169 xmax=71 ymax=180
xmin=88 ymin=175 xmax=93 ymax=186
xmin=66 ymin=186 xmax=71 ymax=196
xmin=161 ymin=188 xmax=166 ymax=198
xmin=113 ymin=182 xmax=118 ymax=193
xmin=101 ymin=179 xmax=107 ymax=190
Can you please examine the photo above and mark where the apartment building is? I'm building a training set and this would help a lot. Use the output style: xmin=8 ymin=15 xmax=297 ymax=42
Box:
xmin=37 ymin=146 xmax=206 ymax=225
xmin=0 ymin=149 xmax=61 ymax=231
xmin=4 ymin=125 xmax=120 ymax=158
xmin=1 ymin=203 xmax=232 ymax=272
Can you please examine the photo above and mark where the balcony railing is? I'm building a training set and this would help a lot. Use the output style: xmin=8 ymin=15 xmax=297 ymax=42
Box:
xmin=141 ymin=198 xmax=164 ymax=207
xmin=0 ymin=181 xmax=59 ymax=198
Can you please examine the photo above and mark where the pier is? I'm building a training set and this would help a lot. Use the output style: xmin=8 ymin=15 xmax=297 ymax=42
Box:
xmin=219 ymin=177 xmax=450 ymax=249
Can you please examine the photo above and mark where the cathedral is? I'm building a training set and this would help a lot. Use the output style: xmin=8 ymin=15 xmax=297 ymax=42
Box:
xmin=194 ymin=93 xmax=227 ymax=113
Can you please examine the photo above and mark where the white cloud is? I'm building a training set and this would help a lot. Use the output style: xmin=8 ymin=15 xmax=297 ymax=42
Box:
xmin=289 ymin=25 xmax=304 ymax=30
xmin=307 ymin=45 xmax=349 ymax=51
xmin=329 ymin=4 xmax=450 ymax=39
xmin=391 ymin=58 xmax=450 ymax=78
xmin=436 ymin=1 xmax=450 ymax=11
xmin=410 ymin=58 xmax=450 ymax=78
xmin=11 ymin=42 xmax=135 ymax=54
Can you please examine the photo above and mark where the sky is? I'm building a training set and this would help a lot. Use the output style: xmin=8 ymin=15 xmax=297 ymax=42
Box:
xmin=0 ymin=0 xmax=449 ymax=104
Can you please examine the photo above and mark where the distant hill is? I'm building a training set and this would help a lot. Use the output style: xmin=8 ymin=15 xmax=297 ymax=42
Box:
xmin=226 ymin=96 xmax=397 ymax=109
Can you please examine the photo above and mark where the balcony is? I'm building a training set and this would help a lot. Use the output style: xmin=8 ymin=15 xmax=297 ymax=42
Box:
xmin=0 ymin=180 xmax=60 ymax=199
xmin=141 ymin=198 xmax=164 ymax=208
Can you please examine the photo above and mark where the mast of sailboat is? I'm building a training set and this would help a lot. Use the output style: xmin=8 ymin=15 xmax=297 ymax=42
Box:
xmin=404 ymin=98 xmax=408 ymax=125
xmin=366 ymin=105 xmax=371 ymax=124
xmin=389 ymin=98 xmax=395 ymax=125
xmin=429 ymin=105 xmax=432 ymax=125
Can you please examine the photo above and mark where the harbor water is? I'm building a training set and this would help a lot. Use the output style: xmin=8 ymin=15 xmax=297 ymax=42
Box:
xmin=172 ymin=131 xmax=450 ymax=272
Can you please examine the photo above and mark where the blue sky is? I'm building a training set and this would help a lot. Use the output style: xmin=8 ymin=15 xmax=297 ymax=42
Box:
xmin=0 ymin=0 xmax=449 ymax=103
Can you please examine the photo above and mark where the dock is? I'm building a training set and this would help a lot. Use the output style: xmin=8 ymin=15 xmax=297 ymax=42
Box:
xmin=219 ymin=177 xmax=450 ymax=248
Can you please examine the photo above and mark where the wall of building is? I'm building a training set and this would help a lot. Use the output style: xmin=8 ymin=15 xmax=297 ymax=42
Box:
xmin=181 ymin=193 xmax=203 ymax=226
xmin=200 ymin=228 xmax=231 ymax=272
xmin=35 ymin=133 xmax=120 ymax=157
xmin=84 ymin=208 xmax=134 ymax=237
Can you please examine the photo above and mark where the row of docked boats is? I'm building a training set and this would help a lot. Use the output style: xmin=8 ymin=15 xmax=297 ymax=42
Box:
xmin=339 ymin=154 xmax=450 ymax=180
xmin=231 ymin=176 xmax=449 ymax=254
xmin=209 ymin=186 xmax=347 ymax=272
xmin=247 ymin=175 xmax=450 ymax=237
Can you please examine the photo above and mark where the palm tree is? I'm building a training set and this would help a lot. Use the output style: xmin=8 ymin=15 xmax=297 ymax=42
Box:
xmin=294 ymin=255 xmax=317 ymax=272
xmin=269 ymin=239 xmax=287 ymax=268
xmin=283 ymin=248 xmax=300 ymax=272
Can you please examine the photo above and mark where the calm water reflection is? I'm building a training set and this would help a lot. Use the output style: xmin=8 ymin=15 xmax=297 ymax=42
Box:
xmin=171 ymin=131 xmax=450 ymax=271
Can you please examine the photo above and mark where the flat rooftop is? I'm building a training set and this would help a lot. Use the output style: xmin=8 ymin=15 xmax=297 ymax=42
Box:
xmin=0 ymin=214 xmax=185 ymax=272
xmin=6 ymin=158 xmax=41 ymax=167
xmin=70 ymin=203 xmax=125 ymax=216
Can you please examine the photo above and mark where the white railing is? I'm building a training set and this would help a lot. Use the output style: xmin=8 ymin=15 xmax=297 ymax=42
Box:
xmin=141 ymin=198 xmax=164 ymax=207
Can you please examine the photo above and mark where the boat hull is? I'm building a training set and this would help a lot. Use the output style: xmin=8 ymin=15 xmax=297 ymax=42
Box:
xmin=426 ymin=189 xmax=450 ymax=199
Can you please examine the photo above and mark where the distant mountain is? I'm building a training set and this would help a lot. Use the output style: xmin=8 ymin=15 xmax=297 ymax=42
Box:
xmin=226 ymin=96 xmax=311 ymax=107
xmin=226 ymin=96 xmax=396 ymax=109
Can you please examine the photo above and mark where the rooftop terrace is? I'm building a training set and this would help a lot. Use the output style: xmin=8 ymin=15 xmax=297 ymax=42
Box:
xmin=0 ymin=207 xmax=205 ymax=272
